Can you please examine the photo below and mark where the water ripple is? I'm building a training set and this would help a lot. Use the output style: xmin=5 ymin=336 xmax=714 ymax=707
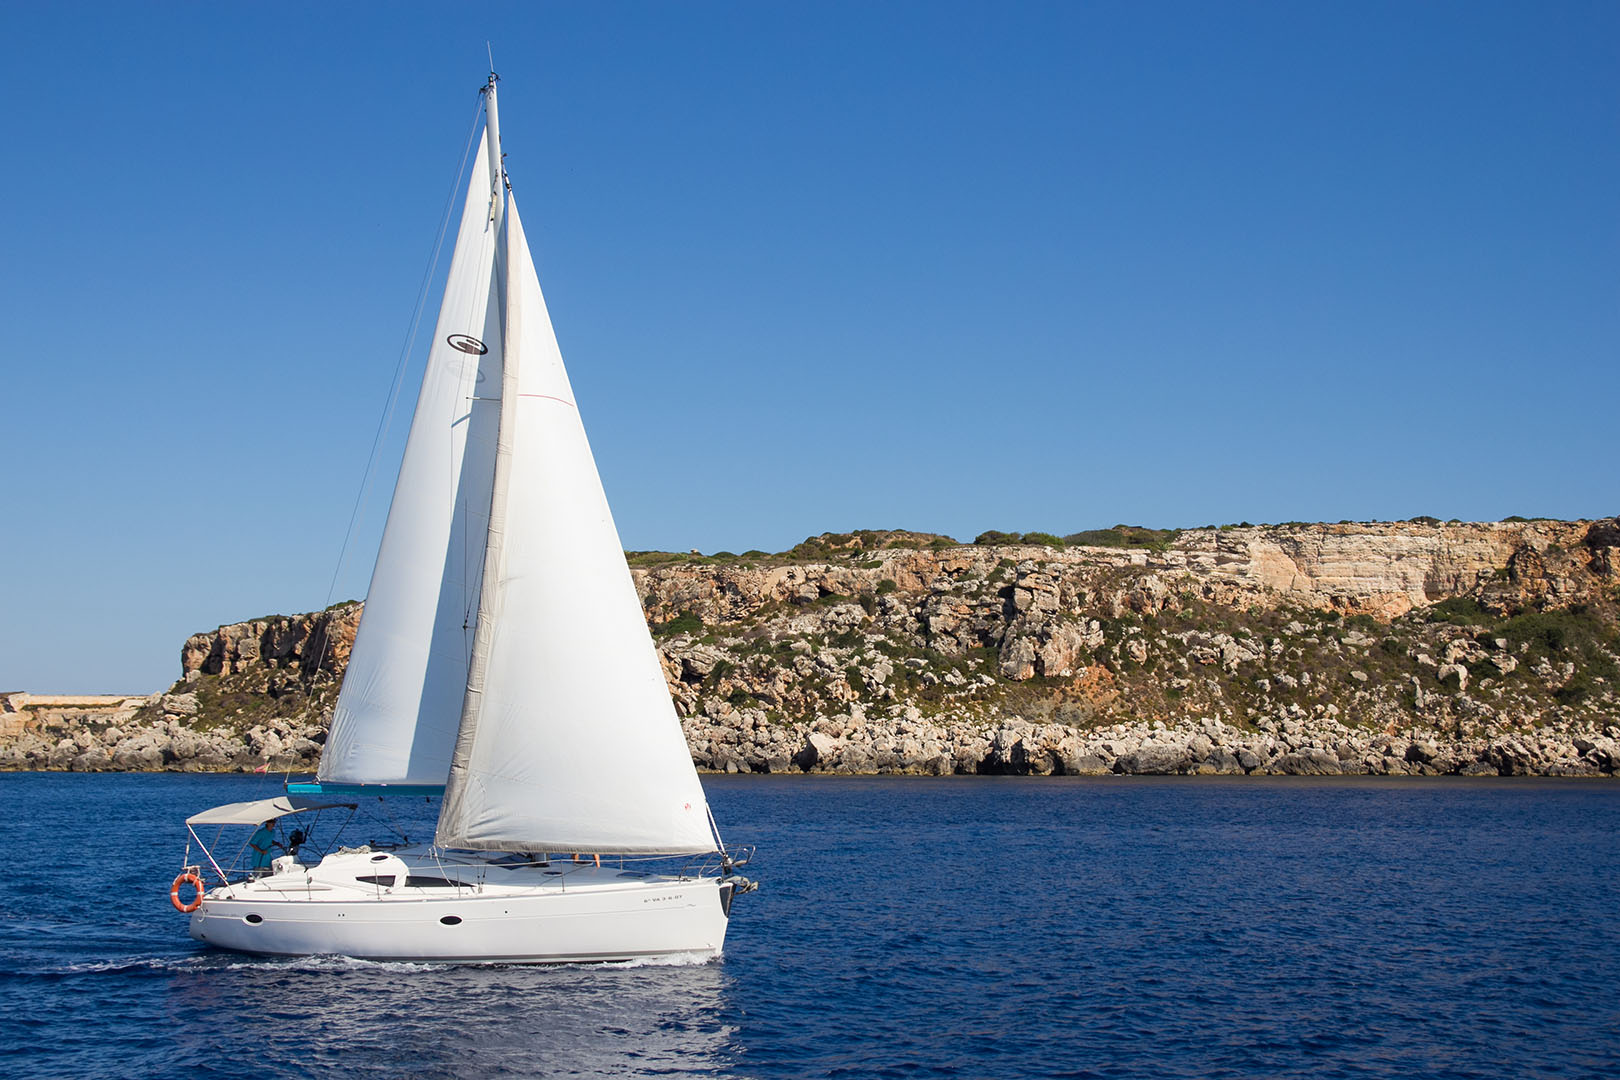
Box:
xmin=0 ymin=773 xmax=1616 ymax=1078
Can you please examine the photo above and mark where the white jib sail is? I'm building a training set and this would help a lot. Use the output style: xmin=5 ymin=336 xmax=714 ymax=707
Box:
xmin=437 ymin=194 xmax=716 ymax=854
xmin=320 ymin=136 xmax=505 ymax=786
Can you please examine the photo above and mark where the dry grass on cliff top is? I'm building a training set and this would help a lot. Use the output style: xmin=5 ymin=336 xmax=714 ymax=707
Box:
xmin=627 ymin=525 xmax=1193 ymax=566
xmin=626 ymin=517 xmax=1590 ymax=566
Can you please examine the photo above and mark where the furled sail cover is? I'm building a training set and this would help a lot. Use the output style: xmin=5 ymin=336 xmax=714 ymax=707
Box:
xmin=319 ymin=138 xmax=505 ymax=786
xmin=437 ymin=195 xmax=716 ymax=853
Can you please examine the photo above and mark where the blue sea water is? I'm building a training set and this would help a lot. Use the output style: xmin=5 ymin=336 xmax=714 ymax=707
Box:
xmin=0 ymin=773 xmax=1616 ymax=1079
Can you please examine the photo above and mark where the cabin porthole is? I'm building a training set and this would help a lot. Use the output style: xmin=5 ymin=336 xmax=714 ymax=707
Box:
xmin=244 ymin=913 xmax=263 ymax=925
xmin=370 ymin=854 xmax=390 ymax=862
xmin=440 ymin=915 xmax=462 ymax=926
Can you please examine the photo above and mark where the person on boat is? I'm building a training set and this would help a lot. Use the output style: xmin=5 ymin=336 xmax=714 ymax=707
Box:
xmin=247 ymin=821 xmax=276 ymax=873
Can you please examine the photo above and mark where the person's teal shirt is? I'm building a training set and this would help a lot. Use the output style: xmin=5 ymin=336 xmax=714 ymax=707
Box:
xmin=248 ymin=824 xmax=275 ymax=870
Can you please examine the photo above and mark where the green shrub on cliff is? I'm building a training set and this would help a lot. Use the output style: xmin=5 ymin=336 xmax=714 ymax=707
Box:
xmin=972 ymin=530 xmax=1068 ymax=548
xmin=1426 ymin=597 xmax=1490 ymax=626
xmin=1021 ymin=532 xmax=1067 ymax=548
xmin=626 ymin=550 xmax=686 ymax=567
xmin=654 ymin=611 xmax=703 ymax=637
xmin=1501 ymin=607 xmax=1619 ymax=681
xmin=1064 ymin=525 xmax=1182 ymax=552
xmin=786 ymin=536 xmax=836 ymax=559
xmin=1420 ymin=600 xmax=1619 ymax=699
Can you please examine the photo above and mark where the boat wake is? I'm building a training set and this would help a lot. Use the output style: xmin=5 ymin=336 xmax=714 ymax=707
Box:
xmin=39 ymin=949 xmax=726 ymax=977
xmin=218 ymin=953 xmax=442 ymax=974
xmin=33 ymin=952 xmax=445 ymax=977
xmin=592 ymin=950 xmax=723 ymax=969
xmin=36 ymin=955 xmax=201 ymax=977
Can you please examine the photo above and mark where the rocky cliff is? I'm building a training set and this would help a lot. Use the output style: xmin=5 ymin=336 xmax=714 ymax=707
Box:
xmin=4 ymin=519 xmax=1618 ymax=776
xmin=0 ymin=604 xmax=359 ymax=772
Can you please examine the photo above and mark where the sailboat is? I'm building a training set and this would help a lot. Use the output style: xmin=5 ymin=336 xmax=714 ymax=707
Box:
xmin=173 ymin=72 xmax=753 ymax=964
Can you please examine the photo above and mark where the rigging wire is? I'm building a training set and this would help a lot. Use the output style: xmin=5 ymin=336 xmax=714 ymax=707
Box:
xmin=706 ymin=803 xmax=728 ymax=855
xmin=298 ymin=94 xmax=487 ymax=696
xmin=317 ymin=94 xmax=487 ymax=620
xmin=373 ymin=795 xmax=418 ymax=843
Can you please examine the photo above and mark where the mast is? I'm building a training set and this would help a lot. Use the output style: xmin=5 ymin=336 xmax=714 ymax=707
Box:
xmin=481 ymin=73 xmax=505 ymax=223
xmin=440 ymin=71 xmax=517 ymax=844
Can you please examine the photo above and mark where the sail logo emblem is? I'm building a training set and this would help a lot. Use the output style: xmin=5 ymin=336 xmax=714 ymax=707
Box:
xmin=447 ymin=334 xmax=488 ymax=355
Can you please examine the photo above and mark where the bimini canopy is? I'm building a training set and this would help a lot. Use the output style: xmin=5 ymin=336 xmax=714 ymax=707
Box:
xmin=185 ymin=795 xmax=355 ymax=827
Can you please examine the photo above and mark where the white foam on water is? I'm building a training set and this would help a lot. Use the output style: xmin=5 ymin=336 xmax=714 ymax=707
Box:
xmin=219 ymin=954 xmax=439 ymax=974
xmin=595 ymin=950 xmax=721 ymax=969
xmin=45 ymin=954 xmax=209 ymax=976
xmin=36 ymin=949 xmax=718 ymax=976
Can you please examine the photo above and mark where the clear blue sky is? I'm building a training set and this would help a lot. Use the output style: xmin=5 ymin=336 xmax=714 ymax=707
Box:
xmin=2 ymin=2 xmax=1615 ymax=691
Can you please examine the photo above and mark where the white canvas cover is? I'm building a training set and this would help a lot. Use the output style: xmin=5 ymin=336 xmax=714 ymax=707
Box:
xmin=319 ymin=137 xmax=505 ymax=786
xmin=436 ymin=195 xmax=716 ymax=854
xmin=187 ymin=795 xmax=353 ymax=827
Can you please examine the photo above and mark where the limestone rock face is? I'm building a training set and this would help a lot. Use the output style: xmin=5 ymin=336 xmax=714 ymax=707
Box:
xmin=180 ymin=603 xmax=361 ymax=681
xmin=1115 ymin=743 xmax=1192 ymax=775
xmin=5 ymin=521 xmax=1618 ymax=777
xmin=160 ymin=693 xmax=199 ymax=716
xmin=1272 ymin=749 xmax=1343 ymax=776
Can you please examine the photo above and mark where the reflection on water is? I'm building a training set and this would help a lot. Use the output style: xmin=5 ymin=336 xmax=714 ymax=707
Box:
xmin=162 ymin=955 xmax=738 ymax=1078
xmin=15 ymin=951 xmax=739 ymax=1079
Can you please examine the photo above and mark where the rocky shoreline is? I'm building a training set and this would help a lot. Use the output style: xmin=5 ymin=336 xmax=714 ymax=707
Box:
xmin=5 ymin=519 xmax=1617 ymax=778
xmin=680 ymin=707 xmax=1620 ymax=777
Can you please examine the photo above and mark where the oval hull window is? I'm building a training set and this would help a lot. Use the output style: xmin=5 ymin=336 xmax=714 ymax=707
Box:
xmin=244 ymin=914 xmax=263 ymax=924
xmin=440 ymin=915 xmax=462 ymax=926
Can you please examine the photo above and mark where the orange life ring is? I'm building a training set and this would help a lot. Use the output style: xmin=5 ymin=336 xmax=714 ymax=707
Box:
xmin=170 ymin=871 xmax=205 ymax=913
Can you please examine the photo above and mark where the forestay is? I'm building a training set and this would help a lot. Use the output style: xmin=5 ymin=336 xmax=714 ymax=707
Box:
xmin=319 ymin=136 xmax=506 ymax=787
xmin=436 ymin=195 xmax=717 ymax=854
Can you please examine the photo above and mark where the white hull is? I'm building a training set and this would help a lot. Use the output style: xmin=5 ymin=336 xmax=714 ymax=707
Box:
xmin=188 ymin=850 xmax=731 ymax=964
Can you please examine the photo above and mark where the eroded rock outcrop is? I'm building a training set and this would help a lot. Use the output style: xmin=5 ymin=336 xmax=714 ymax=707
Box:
xmin=4 ymin=520 xmax=1617 ymax=776
xmin=0 ymin=605 xmax=359 ymax=773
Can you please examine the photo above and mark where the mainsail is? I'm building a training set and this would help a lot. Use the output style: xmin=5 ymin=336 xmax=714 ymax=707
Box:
xmin=436 ymin=193 xmax=717 ymax=854
xmin=319 ymin=136 xmax=505 ymax=787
